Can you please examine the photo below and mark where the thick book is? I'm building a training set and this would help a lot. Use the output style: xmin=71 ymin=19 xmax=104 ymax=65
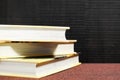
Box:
xmin=0 ymin=25 xmax=69 ymax=41
xmin=0 ymin=40 xmax=77 ymax=58
xmin=0 ymin=55 xmax=80 ymax=78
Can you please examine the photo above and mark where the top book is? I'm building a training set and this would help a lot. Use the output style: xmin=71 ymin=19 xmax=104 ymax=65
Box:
xmin=0 ymin=25 xmax=70 ymax=41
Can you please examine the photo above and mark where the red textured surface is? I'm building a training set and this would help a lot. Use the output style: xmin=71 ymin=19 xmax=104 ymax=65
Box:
xmin=0 ymin=64 xmax=120 ymax=80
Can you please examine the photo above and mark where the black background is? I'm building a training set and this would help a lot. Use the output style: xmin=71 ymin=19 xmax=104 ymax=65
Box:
xmin=0 ymin=0 xmax=120 ymax=62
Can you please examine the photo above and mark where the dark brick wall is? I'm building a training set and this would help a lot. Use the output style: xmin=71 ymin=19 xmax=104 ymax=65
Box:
xmin=79 ymin=0 xmax=120 ymax=63
xmin=6 ymin=0 xmax=66 ymax=25
xmin=0 ymin=0 xmax=120 ymax=62
xmin=0 ymin=0 xmax=7 ymax=23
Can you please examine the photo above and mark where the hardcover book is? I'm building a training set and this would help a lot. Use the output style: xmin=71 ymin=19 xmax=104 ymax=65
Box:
xmin=0 ymin=55 xmax=80 ymax=78
xmin=0 ymin=25 xmax=70 ymax=41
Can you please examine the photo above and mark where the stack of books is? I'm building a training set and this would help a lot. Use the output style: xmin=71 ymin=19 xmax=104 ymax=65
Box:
xmin=0 ymin=25 xmax=80 ymax=79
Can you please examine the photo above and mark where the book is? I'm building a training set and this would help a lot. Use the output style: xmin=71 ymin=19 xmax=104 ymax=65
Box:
xmin=0 ymin=40 xmax=77 ymax=58
xmin=0 ymin=55 xmax=80 ymax=78
xmin=0 ymin=24 xmax=70 ymax=41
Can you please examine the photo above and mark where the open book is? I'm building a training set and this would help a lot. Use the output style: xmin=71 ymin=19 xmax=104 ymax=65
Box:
xmin=0 ymin=40 xmax=77 ymax=58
